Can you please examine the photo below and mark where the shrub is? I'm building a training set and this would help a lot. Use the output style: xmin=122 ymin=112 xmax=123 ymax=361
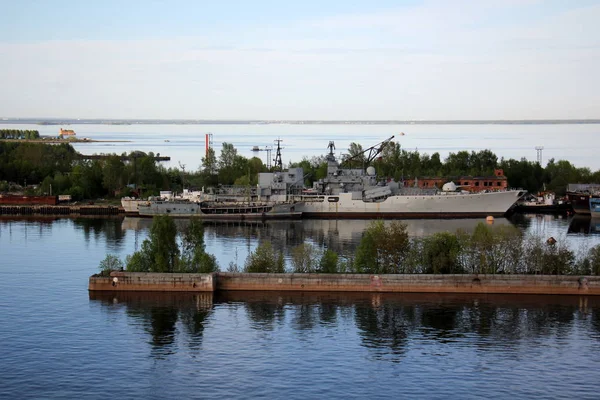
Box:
xmin=589 ymin=244 xmax=600 ymax=275
xmin=244 ymin=241 xmax=285 ymax=273
xmin=317 ymin=250 xmax=339 ymax=273
xmin=291 ymin=243 xmax=318 ymax=273
xmin=98 ymin=254 xmax=124 ymax=276
xmin=354 ymin=220 xmax=410 ymax=274
xmin=422 ymin=232 xmax=463 ymax=274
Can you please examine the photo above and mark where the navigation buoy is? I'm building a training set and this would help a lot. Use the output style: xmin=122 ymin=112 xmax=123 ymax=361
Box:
xmin=486 ymin=216 xmax=494 ymax=224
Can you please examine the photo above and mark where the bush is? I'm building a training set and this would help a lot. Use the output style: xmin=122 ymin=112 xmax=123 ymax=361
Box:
xmin=291 ymin=243 xmax=318 ymax=273
xmin=244 ymin=241 xmax=285 ymax=273
xmin=354 ymin=220 xmax=410 ymax=274
xmin=317 ymin=250 xmax=339 ymax=273
xmin=422 ymin=232 xmax=463 ymax=274
xmin=98 ymin=254 xmax=124 ymax=276
xmin=590 ymin=245 xmax=600 ymax=275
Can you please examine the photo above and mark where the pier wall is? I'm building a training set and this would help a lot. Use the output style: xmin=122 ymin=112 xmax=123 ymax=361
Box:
xmin=89 ymin=272 xmax=216 ymax=292
xmin=216 ymin=273 xmax=600 ymax=295
xmin=89 ymin=272 xmax=600 ymax=295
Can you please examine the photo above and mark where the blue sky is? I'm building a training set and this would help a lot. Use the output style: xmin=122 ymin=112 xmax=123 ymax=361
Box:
xmin=1 ymin=0 xmax=599 ymax=119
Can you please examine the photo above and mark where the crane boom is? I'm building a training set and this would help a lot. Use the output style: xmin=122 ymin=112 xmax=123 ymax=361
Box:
xmin=342 ymin=135 xmax=395 ymax=168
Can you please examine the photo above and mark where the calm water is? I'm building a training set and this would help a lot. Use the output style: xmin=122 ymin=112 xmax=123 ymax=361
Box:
xmin=2 ymin=215 xmax=600 ymax=398
xmin=2 ymin=123 xmax=600 ymax=170
xmin=3 ymin=123 xmax=600 ymax=398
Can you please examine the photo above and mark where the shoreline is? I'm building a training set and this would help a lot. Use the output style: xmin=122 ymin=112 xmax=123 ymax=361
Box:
xmin=0 ymin=138 xmax=131 ymax=143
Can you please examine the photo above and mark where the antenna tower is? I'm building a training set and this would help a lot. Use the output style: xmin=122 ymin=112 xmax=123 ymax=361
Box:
xmin=273 ymin=138 xmax=284 ymax=170
xmin=535 ymin=146 xmax=544 ymax=165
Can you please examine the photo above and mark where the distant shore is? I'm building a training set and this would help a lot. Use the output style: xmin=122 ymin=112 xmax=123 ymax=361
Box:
xmin=0 ymin=138 xmax=131 ymax=143
xmin=1 ymin=118 xmax=600 ymax=126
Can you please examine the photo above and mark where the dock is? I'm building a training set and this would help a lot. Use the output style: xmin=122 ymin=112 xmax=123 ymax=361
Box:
xmin=0 ymin=205 xmax=122 ymax=216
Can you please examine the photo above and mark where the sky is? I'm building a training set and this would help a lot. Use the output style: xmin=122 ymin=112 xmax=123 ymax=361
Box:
xmin=1 ymin=0 xmax=599 ymax=120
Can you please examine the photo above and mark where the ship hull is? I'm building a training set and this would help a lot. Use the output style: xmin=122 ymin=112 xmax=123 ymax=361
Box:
xmin=567 ymin=192 xmax=591 ymax=215
xmin=297 ymin=190 xmax=523 ymax=219
xmin=138 ymin=201 xmax=301 ymax=220
xmin=121 ymin=198 xmax=145 ymax=214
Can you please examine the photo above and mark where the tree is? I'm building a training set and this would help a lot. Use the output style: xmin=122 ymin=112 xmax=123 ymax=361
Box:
xmin=244 ymin=241 xmax=285 ymax=273
xmin=201 ymin=147 xmax=217 ymax=176
xmin=345 ymin=142 xmax=366 ymax=167
xmin=98 ymin=254 xmax=124 ymax=275
xmin=126 ymin=215 xmax=180 ymax=273
xmin=317 ymin=250 xmax=339 ymax=273
xmin=179 ymin=217 xmax=218 ymax=273
xmin=291 ymin=243 xmax=317 ymax=273
xmin=354 ymin=220 xmax=410 ymax=274
xmin=102 ymin=155 xmax=125 ymax=196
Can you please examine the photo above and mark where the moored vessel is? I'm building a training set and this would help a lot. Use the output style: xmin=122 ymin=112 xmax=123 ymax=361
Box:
xmin=257 ymin=137 xmax=525 ymax=218
xmin=137 ymin=199 xmax=301 ymax=220
xmin=566 ymin=184 xmax=600 ymax=215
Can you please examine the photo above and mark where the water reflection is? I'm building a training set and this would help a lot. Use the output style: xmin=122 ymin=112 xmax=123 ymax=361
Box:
xmin=91 ymin=291 xmax=600 ymax=366
xmin=218 ymin=292 xmax=600 ymax=354
xmin=568 ymin=215 xmax=600 ymax=235
xmin=90 ymin=292 xmax=213 ymax=355
xmin=122 ymin=217 xmax=516 ymax=255
xmin=73 ymin=217 xmax=127 ymax=250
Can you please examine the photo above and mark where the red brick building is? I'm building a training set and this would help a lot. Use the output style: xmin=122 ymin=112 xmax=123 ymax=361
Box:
xmin=403 ymin=169 xmax=508 ymax=192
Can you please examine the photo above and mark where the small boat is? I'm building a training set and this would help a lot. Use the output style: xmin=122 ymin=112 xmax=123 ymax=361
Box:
xmin=514 ymin=191 xmax=571 ymax=214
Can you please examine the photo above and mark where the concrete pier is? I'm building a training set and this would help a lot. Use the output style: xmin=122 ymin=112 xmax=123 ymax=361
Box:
xmin=89 ymin=272 xmax=600 ymax=295
xmin=89 ymin=272 xmax=216 ymax=292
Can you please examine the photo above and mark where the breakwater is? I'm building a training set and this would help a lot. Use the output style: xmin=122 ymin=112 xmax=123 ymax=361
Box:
xmin=0 ymin=205 xmax=121 ymax=215
xmin=89 ymin=272 xmax=600 ymax=295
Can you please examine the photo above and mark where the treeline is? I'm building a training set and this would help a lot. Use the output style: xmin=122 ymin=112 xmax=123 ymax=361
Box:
xmin=0 ymin=142 xmax=176 ymax=200
xmin=2 ymin=140 xmax=600 ymax=199
xmin=236 ymin=221 xmax=600 ymax=276
xmin=101 ymin=217 xmax=600 ymax=276
xmin=0 ymin=129 xmax=40 ymax=140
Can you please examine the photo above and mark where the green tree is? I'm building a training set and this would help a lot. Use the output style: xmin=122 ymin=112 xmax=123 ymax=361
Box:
xmin=179 ymin=217 xmax=218 ymax=273
xmin=317 ymin=249 xmax=339 ymax=273
xmin=98 ymin=254 xmax=124 ymax=275
xmin=291 ymin=243 xmax=317 ymax=273
xmin=354 ymin=221 xmax=410 ymax=274
xmin=244 ymin=241 xmax=285 ymax=273
xmin=421 ymin=232 xmax=463 ymax=274
xmin=127 ymin=215 xmax=180 ymax=273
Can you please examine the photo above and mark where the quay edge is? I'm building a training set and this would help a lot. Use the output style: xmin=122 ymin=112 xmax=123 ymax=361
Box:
xmin=89 ymin=272 xmax=600 ymax=296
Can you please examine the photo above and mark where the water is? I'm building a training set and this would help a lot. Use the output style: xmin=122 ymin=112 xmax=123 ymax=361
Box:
xmin=3 ymin=123 xmax=600 ymax=398
xmin=2 ymin=123 xmax=600 ymax=170
xmin=2 ymin=215 xmax=600 ymax=398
